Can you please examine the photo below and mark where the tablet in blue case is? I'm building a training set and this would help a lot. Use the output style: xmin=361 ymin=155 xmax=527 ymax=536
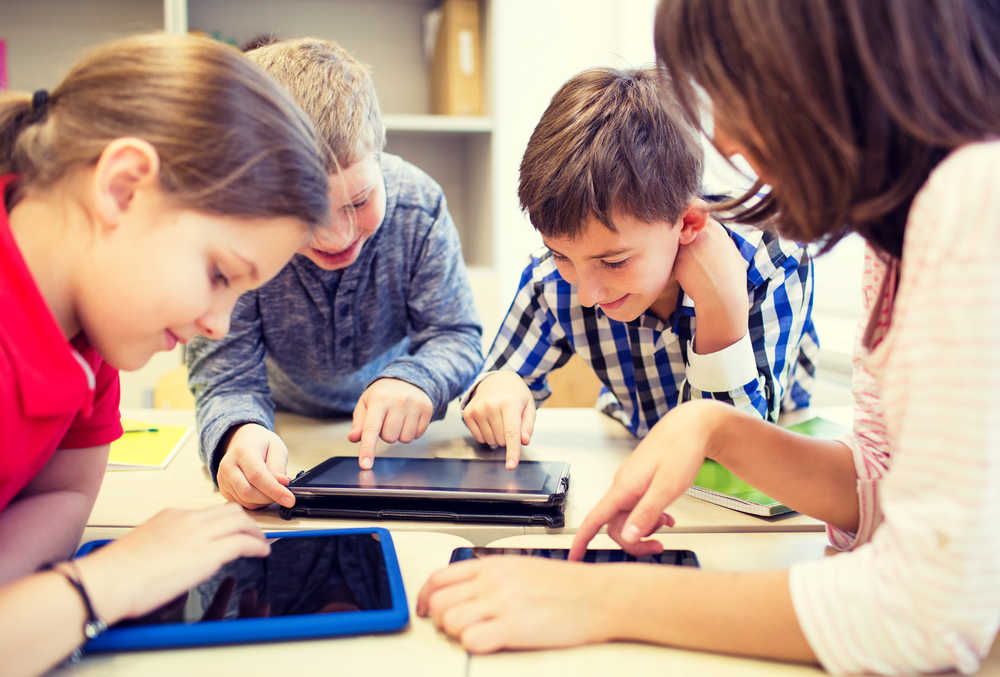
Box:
xmin=74 ymin=527 xmax=408 ymax=653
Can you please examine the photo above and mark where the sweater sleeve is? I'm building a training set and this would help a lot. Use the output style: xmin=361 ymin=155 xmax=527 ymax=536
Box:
xmin=375 ymin=191 xmax=484 ymax=419
xmin=789 ymin=142 xmax=1000 ymax=675
xmin=185 ymin=291 xmax=275 ymax=482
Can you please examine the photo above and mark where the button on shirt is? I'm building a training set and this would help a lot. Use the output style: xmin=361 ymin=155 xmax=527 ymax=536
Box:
xmin=0 ymin=175 xmax=122 ymax=510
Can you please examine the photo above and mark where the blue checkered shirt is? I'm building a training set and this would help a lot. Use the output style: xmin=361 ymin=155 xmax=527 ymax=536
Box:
xmin=480 ymin=226 xmax=819 ymax=437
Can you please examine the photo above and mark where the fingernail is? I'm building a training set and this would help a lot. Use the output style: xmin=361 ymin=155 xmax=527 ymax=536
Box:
xmin=360 ymin=457 xmax=373 ymax=469
xmin=622 ymin=524 xmax=640 ymax=543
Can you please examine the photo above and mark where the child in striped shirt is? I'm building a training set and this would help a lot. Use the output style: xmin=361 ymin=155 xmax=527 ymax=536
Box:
xmin=419 ymin=1 xmax=1000 ymax=673
xmin=462 ymin=67 xmax=818 ymax=467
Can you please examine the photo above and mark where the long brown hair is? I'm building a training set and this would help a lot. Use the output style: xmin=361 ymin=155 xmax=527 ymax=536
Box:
xmin=0 ymin=33 xmax=329 ymax=226
xmin=654 ymin=0 xmax=1000 ymax=257
xmin=518 ymin=67 xmax=703 ymax=238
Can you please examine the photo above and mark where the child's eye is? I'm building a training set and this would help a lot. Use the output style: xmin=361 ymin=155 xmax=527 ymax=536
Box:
xmin=351 ymin=198 xmax=369 ymax=209
xmin=602 ymin=258 xmax=629 ymax=269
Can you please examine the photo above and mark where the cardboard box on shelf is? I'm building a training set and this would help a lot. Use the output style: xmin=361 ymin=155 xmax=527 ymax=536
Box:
xmin=427 ymin=0 xmax=483 ymax=116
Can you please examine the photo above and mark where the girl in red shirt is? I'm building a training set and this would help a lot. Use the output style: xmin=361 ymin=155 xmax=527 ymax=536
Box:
xmin=0 ymin=33 xmax=328 ymax=674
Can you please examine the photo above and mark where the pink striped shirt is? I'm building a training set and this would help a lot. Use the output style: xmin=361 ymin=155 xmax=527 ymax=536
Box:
xmin=789 ymin=141 xmax=1000 ymax=674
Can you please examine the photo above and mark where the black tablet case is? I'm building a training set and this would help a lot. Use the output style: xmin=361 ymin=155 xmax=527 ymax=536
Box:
xmin=280 ymin=473 xmax=568 ymax=527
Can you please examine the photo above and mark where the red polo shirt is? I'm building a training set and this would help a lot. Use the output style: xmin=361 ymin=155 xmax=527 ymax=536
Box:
xmin=0 ymin=175 xmax=122 ymax=511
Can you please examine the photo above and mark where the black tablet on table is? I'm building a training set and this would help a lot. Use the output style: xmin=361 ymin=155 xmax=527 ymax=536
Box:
xmin=74 ymin=528 xmax=408 ymax=653
xmin=282 ymin=457 xmax=571 ymax=527
xmin=450 ymin=546 xmax=700 ymax=567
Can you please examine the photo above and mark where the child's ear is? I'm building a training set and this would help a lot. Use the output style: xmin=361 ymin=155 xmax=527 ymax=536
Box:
xmin=91 ymin=138 xmax=161 ymax=227
xmin=677 ymin=201 xmax=709 ymax=245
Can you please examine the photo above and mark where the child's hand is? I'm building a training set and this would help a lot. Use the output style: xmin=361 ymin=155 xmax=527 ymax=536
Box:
xmin=218 ymin=423 xmax=294 ymax=509
xmin=569 ymin=400 xmax=726 ymax=559
xmin=417 ymin=555 xmax=617 ymax=653
xmin=349 ymin=378 xmax=434 ymax=469
xmin=75 ymin=504 xmax=270 ymax=624
xmin=673 ymin=216 xmax=750 ymax=354
xmin=461 ymin=371 xmax=536 ymax=469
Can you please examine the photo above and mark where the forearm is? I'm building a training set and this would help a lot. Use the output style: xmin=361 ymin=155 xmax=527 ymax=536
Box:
xmin=602 ymin=565 xmax=816 ymax=664
xmin=706 ymin=405 xmax=858 ymax=531
xmin=0 ymin=570 xmax=114 ymax=676
xmin=0 ymin=490 xmax=93 ymax=584
xmin=691 ymin=293 xmax=748 ymax=355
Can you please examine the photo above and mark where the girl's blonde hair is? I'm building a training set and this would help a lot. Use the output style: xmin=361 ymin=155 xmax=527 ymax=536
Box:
xmin=0 ymin=32 xmax=329 ymax=226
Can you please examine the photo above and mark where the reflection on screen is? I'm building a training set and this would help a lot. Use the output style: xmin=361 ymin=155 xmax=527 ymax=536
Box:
xmin=452 ymin=547 xmax=699 ymax=567
xmin=304 ymin=458 xmax=551 ymax=494
xmin=115 ymin=534 xmax=393 ymax=627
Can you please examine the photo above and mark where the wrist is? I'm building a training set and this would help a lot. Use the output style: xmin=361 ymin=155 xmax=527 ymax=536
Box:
xmin=702 ymin=403 xmax=747 ymax=466
xmin=73 ymin=551 xmax=130 ymax=625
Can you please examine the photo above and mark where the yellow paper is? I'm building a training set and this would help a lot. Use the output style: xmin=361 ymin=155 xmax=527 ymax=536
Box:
xmin=108 ymin=420 xmax=192 ymax=470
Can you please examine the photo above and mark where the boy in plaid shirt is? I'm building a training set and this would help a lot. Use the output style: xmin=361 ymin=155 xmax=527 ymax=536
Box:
xmin=463 ymin=67 xmax=818 ymax=467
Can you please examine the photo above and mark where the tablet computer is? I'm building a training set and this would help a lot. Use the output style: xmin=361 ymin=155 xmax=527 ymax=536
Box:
xmin=288 ymin=457 xmax=570 ymax=505
xmin=450 ymin=546 xmax=700 ymax=567
xmin=74 ymin=528 xmax=408 ymax=653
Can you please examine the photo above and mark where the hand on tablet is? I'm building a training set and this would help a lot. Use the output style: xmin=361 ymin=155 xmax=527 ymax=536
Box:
xmin=569 ymin=401 xmax=721 ymax=559
xmin=349 ymin=378 xmax=434 ymax=469
xmin=417 ymin=555 xmax=617 ymax=653
xmin=74 ymin=505 xmax=270 ymax=625
xmin=461 ymin=371 xmax=536 ymax=469
xmin=218 ymin=424 xmax=295 ymax=509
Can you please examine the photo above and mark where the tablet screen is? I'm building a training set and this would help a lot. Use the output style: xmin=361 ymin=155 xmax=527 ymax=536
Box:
xmin=450 ymin=546 xmax=700 ymax=567
xmin=116 ymin=533 xmax=392 ymax=627
xmin=290 ymin=457 xmax=567 ymax=499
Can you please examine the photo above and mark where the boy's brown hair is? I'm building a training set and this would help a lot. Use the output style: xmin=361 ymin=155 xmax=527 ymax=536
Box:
xmin=518 ymin=67 xmax=703 ymax=238
xmin=245 ymin=37 xmax=385 ymax=171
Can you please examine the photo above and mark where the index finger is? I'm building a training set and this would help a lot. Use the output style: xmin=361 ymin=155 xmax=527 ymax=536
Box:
xmin=358 ymin=403 xmax=388 ymax=469
xmin=568 ymin=486 xmax=634 ymax=560
xmin=501 ymin=402 xmax=522 ymax=469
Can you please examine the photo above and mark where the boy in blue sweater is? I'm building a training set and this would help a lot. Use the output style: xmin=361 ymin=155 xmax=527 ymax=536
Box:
xmin=187 ymin=38 xmax=483 ymax=509
xmin=463 ymin=67 xmax=818 ymax=467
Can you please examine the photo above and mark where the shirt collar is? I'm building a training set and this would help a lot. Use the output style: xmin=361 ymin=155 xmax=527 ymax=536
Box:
xmin=0 ymin=174 xmax=95 ymax=417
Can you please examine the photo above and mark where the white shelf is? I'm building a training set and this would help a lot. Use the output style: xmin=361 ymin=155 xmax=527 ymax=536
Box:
xmin=384 ymin=114 xmax=493 ymax=134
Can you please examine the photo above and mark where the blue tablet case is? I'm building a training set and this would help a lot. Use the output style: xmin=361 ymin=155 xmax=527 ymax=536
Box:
xmin=74 ymin=527 xmax=409 ymax=653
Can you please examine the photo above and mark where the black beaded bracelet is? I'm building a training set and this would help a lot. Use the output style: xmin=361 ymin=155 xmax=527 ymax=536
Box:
xmin=41 ymin=560 xmax=108 ymax=642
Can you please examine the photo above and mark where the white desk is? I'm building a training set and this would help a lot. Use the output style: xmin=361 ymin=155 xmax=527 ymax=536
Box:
xmin=53 ymin=529 xmax=471 ymax=677
xmin=90 ymin=407 xmax=828 ymax=542
xmin=466 ymin=533 xmax=1000 ymax=677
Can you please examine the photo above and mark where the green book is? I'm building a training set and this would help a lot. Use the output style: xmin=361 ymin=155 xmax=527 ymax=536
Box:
xmin=685 ymin=416 xmax=848 ymax=516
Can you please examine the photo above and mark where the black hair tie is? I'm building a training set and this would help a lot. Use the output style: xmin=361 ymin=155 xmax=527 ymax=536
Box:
xmin=30 ymin=89 xmax=50 ymax=122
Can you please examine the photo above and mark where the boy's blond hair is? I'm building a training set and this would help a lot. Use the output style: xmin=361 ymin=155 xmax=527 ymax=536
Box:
xmin=245 ymin=37 xmax=385 ymax=171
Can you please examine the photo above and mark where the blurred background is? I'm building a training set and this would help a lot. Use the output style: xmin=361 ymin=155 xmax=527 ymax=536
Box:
xmin=1 ymin=0 xmax=860 ymax=408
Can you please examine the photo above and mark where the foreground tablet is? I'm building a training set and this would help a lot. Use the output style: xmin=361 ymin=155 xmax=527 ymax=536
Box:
xmin=75 ymin=528 xmax=408 ymax=653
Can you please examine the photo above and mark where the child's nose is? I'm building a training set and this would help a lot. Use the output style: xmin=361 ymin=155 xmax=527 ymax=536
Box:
xmin=311 ymin=216 xmax=356 ymax=252
xmin=576 ymin=277 xmax=606 ymax=308
xmin=195 ymin=307 xmax=232 ymax=340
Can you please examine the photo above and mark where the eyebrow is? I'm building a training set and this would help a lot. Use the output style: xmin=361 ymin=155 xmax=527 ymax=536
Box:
xmin=232 ymin=251 xmax=260 ymax=283
xmin=547 ymin=245 xmax=632 ymax=260
xmin=348 ymin=185 xmax=374 ymax=203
